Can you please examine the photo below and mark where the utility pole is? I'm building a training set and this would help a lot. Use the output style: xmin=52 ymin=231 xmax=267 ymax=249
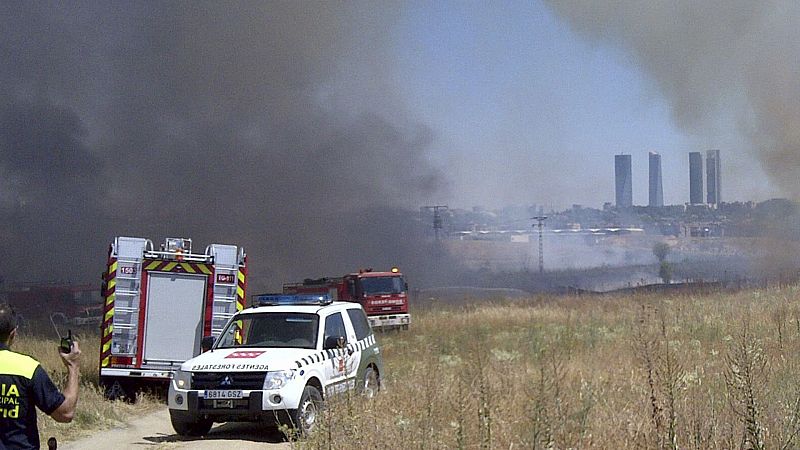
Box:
xmin=531 ymin=216 xmax=547 ymax=274
xmin=423 ymin=205 xmax=449 ymax=240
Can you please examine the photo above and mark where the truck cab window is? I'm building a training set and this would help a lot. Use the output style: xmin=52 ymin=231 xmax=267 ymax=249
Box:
xmin=360 ymin=276 xmax=404 ymax=295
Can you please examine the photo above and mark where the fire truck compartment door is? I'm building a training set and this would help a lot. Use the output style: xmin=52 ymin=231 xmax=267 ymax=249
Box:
xmin=143 ymin=272 xmax=206 ymax=363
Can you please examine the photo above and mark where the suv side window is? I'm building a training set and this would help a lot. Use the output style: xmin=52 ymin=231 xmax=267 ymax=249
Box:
xmin=323 ymin=312 xmax=347 ymax=347
xmin=347 ymin=308 xmax=371 ymax=340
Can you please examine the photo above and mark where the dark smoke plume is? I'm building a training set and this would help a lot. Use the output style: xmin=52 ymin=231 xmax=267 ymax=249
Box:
xmin=0 ymin=2 xmax=451 ymax=292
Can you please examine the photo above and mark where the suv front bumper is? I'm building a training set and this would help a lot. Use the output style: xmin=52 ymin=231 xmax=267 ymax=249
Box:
xmin=169 ymin=390 xmax=296 ymax=423
xmin=368 ymin=313 xmax=410 ymax=329
xmin=168 ymin=375 xmax=304 ymax=413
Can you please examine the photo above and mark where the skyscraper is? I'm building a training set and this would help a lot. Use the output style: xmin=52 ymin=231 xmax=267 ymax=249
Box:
xmin=706 ymin=149 xmax=721 ymax=206
xmin=648 ymin=151 xmax=664 ymax=207
xmin=615 ymin=154 xmax=632 ymax=208
xmin=689 ymin=152 xmax=704 ymax=204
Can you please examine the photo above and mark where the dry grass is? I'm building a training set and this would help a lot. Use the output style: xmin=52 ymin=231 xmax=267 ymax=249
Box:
xmin=11 ymin=285 xmax=800 ymax=448
xmin=12 ymin=327 xmax=162 ymax=445
xmin=298 ymin=285 xmax=800 ymax=449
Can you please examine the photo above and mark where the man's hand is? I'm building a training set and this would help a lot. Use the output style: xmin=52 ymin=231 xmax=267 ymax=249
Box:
xmin=59 ymin=340 xmax=81 ymax=368
xmin=52 ymin=340 xmax=81 ymax=423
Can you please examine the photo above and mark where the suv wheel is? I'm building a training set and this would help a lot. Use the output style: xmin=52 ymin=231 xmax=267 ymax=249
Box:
xmin=170 ymin=410 xmax=213 ymax=437
xmin=293 ymin=385 xmax=323 ymax=435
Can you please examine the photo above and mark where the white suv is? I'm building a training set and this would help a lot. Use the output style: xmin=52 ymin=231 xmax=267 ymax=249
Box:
xmin=168 ymin=295 xmax=383 ymax=436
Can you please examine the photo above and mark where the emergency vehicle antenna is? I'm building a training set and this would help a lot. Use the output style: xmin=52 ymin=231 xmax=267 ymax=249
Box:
xmin=49 ymin=313 xmax=63 ymax=340
xmin=49 ymin=314 xmax=74 ymax=353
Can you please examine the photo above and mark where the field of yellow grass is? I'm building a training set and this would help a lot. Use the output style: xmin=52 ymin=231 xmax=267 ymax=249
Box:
xmin=303 ymin=286 xmax=800 ymax=449
xmin=14 ymin=285 xmax=800 ymax=449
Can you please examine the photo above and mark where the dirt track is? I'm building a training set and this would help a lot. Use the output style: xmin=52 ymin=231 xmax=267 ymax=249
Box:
xmin=60 ymin=408 xmax=291 ymax=449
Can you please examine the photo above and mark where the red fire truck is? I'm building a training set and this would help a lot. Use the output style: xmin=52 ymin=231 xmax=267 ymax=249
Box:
xmin=283 ymin=267 xmax=410 ymax=330
xmin=99 ymin=237 xmax=246 ymax=400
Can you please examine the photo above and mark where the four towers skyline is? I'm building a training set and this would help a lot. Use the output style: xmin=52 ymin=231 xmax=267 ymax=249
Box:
xmin=615 ymin=150 xmax=721 ymax=208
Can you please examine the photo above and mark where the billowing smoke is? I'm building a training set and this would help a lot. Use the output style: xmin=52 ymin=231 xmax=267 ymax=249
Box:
xmin=544 ymin=0 xmax=800 ymax=199
xmin=543 ymin=1 xmax=800 ymax=274
xmin=0 ymin=2 xmax=450 ymax=291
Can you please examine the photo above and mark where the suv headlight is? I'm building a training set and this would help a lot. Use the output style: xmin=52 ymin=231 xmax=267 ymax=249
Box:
xmin=173 ymin=369 xmax=192 ymax=390
xmin=263 ymin=370 xmax=296 ymax=390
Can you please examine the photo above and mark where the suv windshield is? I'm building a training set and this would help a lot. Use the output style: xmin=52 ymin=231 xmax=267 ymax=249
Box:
xmin=360 ymin=276 xmax=405 ymax=295
xmin=216 ymin=312 xmax=319 ymax=349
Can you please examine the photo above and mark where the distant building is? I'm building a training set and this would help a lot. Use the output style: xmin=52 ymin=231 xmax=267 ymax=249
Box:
xmin=706 ymin=149 xmax=721 ymax=206
xmin=615 ymin=154 xmax=632 ymax=208
xmin=648 ymin=152 xmax=664 ymax=207
xmin=689 ymin=152 xmax=704 ymax=204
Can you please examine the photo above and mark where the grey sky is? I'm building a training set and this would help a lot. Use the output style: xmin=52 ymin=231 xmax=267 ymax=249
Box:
xmin=0 ymin=1 xmax=792 ymax=285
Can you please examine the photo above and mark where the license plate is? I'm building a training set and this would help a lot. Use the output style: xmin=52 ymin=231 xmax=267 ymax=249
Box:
xmin=205 ymin=390 xmax=243 ymax=399
xmin=213 ymin=399 xmax=234 ymax=408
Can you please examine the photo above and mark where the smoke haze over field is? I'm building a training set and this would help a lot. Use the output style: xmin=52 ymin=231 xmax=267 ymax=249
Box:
xmin=2 ymin=2 xmax=798 ymax=290
xmin=0 ymin=2 xmax=448 ymax=289
xmin=544 ymin=0 xmax=800 ymax=200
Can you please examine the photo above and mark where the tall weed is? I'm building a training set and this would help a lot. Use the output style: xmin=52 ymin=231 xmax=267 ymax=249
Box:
xmin=298 ymin=286 xmax=800 ymax=449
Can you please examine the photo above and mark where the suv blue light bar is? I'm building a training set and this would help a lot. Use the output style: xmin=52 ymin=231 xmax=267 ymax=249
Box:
xmin=255 ymin=293 xmax=333 ymax=306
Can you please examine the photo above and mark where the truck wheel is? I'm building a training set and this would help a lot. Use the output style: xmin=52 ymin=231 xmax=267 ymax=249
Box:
xmin=363 ymin=367 xmax=380 ymax=398
xmin=292 ymin=385 xmax=323 ymax=436
xmin=169 ymin=410 xmax=213 ymax=437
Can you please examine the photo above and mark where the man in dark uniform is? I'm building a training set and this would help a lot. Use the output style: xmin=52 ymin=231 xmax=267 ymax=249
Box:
xmin=0 ymin=303 xmax=81 ymax=449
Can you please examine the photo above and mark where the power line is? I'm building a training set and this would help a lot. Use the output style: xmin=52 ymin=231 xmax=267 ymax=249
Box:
xmin=422 ymin=205 xmax=449 ymax=240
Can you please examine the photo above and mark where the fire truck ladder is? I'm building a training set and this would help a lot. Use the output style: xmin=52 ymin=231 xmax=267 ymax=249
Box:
xmin=210 ymin=272 xmax=236 ymax=336
xmin=208 ymin=245 xmax=244 ymax=336
xmin=111 ymin=250 xmax=142 ymax=356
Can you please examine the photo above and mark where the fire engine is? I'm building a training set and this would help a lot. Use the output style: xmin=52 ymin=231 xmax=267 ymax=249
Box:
xmin=99 ymin=236 xmax=246 ymax=400
xmin=282 ymin=268 xmax=410 ymax=330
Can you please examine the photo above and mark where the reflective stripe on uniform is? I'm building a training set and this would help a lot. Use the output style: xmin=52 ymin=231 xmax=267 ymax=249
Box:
xmin=0 ymin=350 xmax=39 ymax=379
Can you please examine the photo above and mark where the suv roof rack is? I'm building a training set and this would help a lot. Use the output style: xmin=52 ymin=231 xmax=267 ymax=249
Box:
xmin=253 ymin=293 xmax=333 ymax=307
